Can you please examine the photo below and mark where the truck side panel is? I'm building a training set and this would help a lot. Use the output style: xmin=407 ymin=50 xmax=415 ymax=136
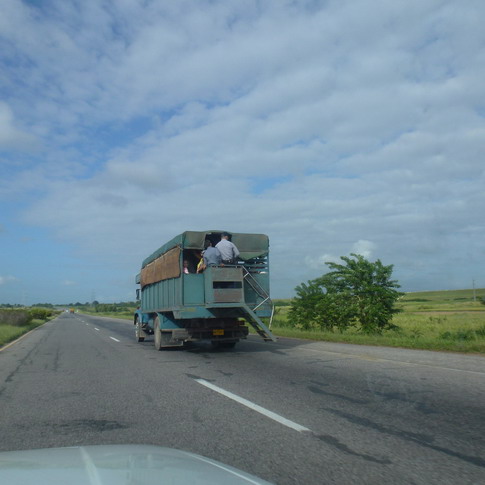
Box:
xmin=183 ymin=274 xmax=205 ymax=305
xmin=142 ymin=276 xmax=182 ymax=313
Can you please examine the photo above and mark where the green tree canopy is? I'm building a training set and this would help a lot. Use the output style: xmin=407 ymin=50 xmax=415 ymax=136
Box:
xmin=289 ymin=254 xmax=402 ymax=333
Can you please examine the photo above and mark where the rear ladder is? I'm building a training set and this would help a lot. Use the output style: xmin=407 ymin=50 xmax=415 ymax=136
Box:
xmin=241 ymin=267 xmax=277 ymax=341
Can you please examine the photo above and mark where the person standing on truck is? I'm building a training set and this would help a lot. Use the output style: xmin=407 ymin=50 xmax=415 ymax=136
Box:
xmin=203 ymin=239 xmax=222 ymax=267
xmin=216 ymin=232 xmax=240 ymax=265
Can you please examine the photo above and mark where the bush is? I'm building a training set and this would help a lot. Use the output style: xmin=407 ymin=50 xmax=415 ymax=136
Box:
xmin=440 ymin=329 xmax=476 ymax=341
xmin=289 ymin=254 xmax=402 ymax=334
xmin=475 ymin=325 xmax=485 ymax=337
xmin=28 ymin=307 xmax=53 ymax=320
xmin=0 ymin=309 xmax=33 ymax=326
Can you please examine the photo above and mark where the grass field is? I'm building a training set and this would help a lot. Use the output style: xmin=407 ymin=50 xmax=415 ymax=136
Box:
xmin=397 ymin=288 xmax=485 ymax=312
xmin=81 ymin=310 xmax=134 ymax=321
xmin=269 ymin=289 xmax=485 ymax=353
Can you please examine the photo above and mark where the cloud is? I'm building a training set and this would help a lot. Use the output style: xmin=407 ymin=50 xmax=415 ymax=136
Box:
xmin=351 ymin=240 xmax=376 ymax=259
xmin=0 ymin=102 xmax=38 ymax=151
xmin=305 ymin=240 xmax=376 ymax=274
xmin=61 ymin=280 xmax=77 ymax=287
xmin=2 ymin=1 xmax=485 ymax=300
xmin=304 ymin=253 xmax=341 ymax=271
xmin=0 ymin=275 xmax=18 ymax=286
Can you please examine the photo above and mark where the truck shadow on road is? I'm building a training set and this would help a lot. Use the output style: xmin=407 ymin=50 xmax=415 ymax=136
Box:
xmin=183 ymin=337 xmax=302 ymax=356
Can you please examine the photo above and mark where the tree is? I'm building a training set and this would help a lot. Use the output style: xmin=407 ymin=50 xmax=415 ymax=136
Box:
xmin=288 ymin=280 xmax=327 ymax=330
xmin=289 ymin=254 xmax=402 ymax=333
xmin=288 ymin=281 xmax=355 ymax=332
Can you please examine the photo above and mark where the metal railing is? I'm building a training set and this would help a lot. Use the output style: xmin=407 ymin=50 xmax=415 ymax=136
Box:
xmin=241 ymin=267 xmax=275 ymax=329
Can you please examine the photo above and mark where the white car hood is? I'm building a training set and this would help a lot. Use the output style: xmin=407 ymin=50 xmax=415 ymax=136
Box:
xmin=0 ymin=444 xmax=273 ymax=485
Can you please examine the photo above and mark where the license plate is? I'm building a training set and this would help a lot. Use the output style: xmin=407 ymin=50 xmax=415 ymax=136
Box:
xmin=212 ymin=329 xmax=224 ymax=336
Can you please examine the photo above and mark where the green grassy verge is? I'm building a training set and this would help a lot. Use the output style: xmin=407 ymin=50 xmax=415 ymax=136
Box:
xmin=0 ymin=308 xmax=62 ymax=349
xmin=397 ymin=288 xmax=485 ymax=312
xmin=269 ymin=313 xmax=485 ymax=353
xmin=0 ymin=320 xmax=48 ymax=348
xmin=269 ymin=289 xmax=485 ymax=353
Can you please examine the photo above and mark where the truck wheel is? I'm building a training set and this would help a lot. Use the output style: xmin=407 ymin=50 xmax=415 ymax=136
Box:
xmin=154 ymin=317 xmax=162 ymax=350
xmin=135 ymin=317 xmax=145 ymax=342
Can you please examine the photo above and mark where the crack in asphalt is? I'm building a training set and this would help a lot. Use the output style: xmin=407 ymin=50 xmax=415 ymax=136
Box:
xmin=323 ymin=407 xmax=485 ymax=468
xmin=312 ymin=432 xmax=392 ymax=464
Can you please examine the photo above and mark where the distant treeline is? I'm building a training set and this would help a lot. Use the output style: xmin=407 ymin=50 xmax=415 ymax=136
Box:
xmin=58 ymin=301 xmax=137 ymax=308
xmin=71 ymin=302 xmax=138 ymax=313
xmin=0 ymin=301 xmax=138 ymax=314
xmin=91 ymin=303 xmax=137 ymax=313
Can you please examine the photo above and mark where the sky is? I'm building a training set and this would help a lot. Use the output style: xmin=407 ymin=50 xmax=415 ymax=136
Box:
xmin=1 ymin=0 xmax=484 ymax=305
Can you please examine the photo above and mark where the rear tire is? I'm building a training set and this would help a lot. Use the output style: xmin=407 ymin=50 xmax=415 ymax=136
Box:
xmin=154 ymin=316 xmax=162 ymax=350
xmin=135 ymin=317 xmax=145 ymax=342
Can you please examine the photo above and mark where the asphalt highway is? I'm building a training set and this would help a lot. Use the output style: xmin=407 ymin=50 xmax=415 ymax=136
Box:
xmin=1 ymin=312 xmax=484 ymax=484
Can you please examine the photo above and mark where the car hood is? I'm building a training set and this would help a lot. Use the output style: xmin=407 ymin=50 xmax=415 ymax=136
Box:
xmin=0 ymin=444 xmax=273 ymax=485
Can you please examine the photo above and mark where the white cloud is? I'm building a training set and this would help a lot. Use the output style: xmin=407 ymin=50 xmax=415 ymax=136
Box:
xmin=305 ymin=241 xmax=376 ymax=275
xmin=351 ymin=240 xmax=376 ymax=259
xmin=61 ymin=280 xmax=77 ymax=287
xmin=1 ymin=0 xmax=485 ymax=299
xmin=0 ymin=275 xmax=18 ymax=286
xmin=304 ymin=253 xmax=341 ymax=271
xmin=0 ymin=102 xmax=37 ymax=151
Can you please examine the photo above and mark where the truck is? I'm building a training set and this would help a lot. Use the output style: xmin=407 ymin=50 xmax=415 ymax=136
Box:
xmin=134 ymin=230 xmax=277 ymax=349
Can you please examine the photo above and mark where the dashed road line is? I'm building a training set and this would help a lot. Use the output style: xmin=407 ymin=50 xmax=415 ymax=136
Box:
xmin=195 ymin=378 xmax=310 ymax=433
xmin=109 ymin=337 xmax=120 ymax=342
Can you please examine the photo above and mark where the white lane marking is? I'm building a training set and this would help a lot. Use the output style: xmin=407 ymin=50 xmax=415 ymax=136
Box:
xmin=109 ymin=337 xmax=120 ymax=342
xmin=94 ymin=328 xmax=100 ymax=331
xmin=195 ymin=379 xmax=310 ymax=433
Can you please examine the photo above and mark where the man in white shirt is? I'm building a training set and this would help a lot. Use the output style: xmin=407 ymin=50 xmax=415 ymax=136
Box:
xmin=215 ymin=232 xmax=240 ymax=265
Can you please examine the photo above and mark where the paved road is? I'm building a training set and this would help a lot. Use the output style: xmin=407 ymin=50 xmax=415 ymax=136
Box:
xmin=1 ymin=312 xmax=484 ymax=484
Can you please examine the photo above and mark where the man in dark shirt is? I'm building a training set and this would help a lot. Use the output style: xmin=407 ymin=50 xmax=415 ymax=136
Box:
xmin=203 ymin=240 xmax=222 ymax=266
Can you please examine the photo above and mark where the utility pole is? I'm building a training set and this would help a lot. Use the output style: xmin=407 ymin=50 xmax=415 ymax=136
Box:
xmin=472 ymin=279 xmax=476 ymax=302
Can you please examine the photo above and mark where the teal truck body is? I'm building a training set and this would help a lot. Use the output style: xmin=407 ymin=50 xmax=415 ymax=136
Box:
xmin=134 ymin=230 xmax=276 ymax=349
